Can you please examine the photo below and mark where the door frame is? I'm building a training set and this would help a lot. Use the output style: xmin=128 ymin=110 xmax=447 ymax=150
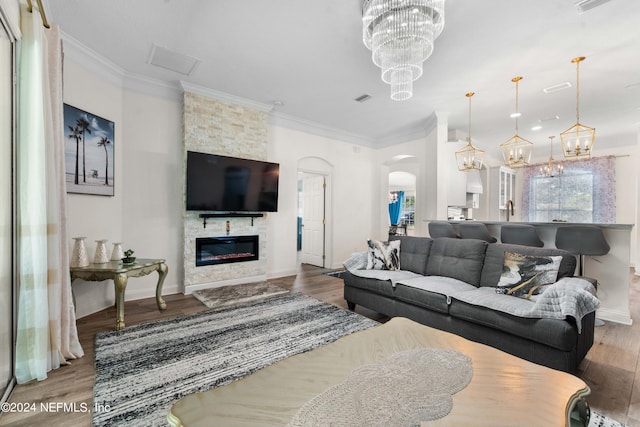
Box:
xmin=297 ymin=158 xmax=333 ymax=269
xmin=0 ymin=6 xmax=17 ymax=405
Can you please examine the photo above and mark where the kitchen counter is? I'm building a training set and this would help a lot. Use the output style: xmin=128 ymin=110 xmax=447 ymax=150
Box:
xmin=445 ymin=220 xmax=632 ymax=230
xmin=426 ymin=220 xmax=634 ymax=325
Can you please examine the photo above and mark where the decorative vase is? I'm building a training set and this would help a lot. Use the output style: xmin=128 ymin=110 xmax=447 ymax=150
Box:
xmin=71 ymin=237 xmax=90 ymax=267
xmin=111 ymin=242 xmax=124 ymax=261
xmin=94 ymin=239 xmax=110 ymax=264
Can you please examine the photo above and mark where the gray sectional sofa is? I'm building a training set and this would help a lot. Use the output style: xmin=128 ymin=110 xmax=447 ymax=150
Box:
xmin=343 ymin=235 xmax=599 ymax=373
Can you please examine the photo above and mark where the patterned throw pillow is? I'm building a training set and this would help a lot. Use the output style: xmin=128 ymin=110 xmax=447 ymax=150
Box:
xmin=366 ymin=239 xmax=401 ymax=271
xmin=496 ymin=252 xmax=562 ymax=299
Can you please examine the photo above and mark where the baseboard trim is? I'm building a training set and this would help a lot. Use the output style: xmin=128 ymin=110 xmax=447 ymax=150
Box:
xmin=597 ymin=307 xmax=633 ymax=325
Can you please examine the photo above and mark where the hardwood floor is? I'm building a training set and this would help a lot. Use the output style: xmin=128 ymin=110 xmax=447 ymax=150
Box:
xmin=1 ymin=264 xmax=638 ymax=426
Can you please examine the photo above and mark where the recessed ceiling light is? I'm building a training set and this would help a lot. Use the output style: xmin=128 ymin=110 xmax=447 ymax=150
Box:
xmin=539 ymin=115 xmax=560 ymax=122
xmin=531 ymin=125 xmax=542 ymax=131
xmin=543 ymin=82 xmax=571 ymax=94
xmin=510 ymin=112 xmax=522 ymax=118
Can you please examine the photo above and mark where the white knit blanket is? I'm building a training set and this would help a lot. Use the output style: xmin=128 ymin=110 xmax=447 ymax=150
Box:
xmin=453 ymin=277 xmax=599 ymax=333
xmin=343 ymin=252 xmax=423 ymax=286
xmin=344 ymin=252 xmax=599 ymax=332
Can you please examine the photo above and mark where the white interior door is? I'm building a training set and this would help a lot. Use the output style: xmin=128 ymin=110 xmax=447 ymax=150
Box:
xmin=301 ymin=175 xmax=325 ymax=267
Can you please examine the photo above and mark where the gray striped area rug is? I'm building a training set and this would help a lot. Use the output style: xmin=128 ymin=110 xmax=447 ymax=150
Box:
xmin=92 ymin=293 xmax=378 ymax=426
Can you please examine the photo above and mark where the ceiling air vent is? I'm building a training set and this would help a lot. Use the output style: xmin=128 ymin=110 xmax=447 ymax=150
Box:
xmin=575 ymin=0 xmax=613 ymax=14
xmin=148 ymin=44 xmax=201 ymax=76
xmin=354 ymin=94 xmax=372 ymax=103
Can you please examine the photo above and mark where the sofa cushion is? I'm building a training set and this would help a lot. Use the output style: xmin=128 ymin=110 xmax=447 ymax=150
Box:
xmin=497 ymin=252 xmax=562 ymax=298
xmin=366 ymin=239 xmax=401 ymax=270
xmin=480 ymin=243 xmax=577 ymax=288
xmin=448 ymin=297 xmax=578 ymax=352
xmin=395 ymin=276 xmax=477 ymax=314
xmin=425 ymin=238 xmax=488 ymax=287
xmin=389 ymin=236 xmax=432 ymax=275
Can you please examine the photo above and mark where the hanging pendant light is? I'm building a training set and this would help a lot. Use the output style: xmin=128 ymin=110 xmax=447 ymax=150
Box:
xmin=500 ymin=76 xmax=534 ymax=167
xmin=561 ymin=56 xmax=595 ymax=159
xmin=362 ymin=0 xmax=445 ymax=101
xmin=455 ymin=92 xmax=484 ymax=171
xmin=540 ymin=136 xmax=564 ymax=177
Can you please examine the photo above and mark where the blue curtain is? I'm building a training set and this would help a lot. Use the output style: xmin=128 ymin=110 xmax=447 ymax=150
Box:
xmin=388 ymin=191 xmax=404 ymax=225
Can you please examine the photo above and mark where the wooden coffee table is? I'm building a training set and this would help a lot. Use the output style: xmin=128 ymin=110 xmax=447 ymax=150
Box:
xmin=70 ymin=258 xmax=168 ymax=330
xmin=167 ymin=317 xmax=590 ymax=426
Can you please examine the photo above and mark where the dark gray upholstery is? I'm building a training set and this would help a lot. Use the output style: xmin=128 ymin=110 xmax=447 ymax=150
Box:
xmin=500 ymin=224 xmax=544 ymax=247
xmin=426 ymin=238 xmax=488 ymax=287
xmin=555 ymin=226 xmax=610 ymax=276
xmin=428 ymin=221 xmax=460 ymax=238
xmin=555 ymin=226 xmax=610 ymax=255
xmin=479 ymin=243 xmax=577 ymax=287
xmin=458 ymin=222 xmax=497 ymax=243
xmin=389 ymin=235 xmax=432 ymax=275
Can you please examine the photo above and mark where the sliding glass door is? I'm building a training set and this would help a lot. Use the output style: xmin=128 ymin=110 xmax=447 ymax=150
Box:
xmin=0 ymin=15 xmax=15 ymax=402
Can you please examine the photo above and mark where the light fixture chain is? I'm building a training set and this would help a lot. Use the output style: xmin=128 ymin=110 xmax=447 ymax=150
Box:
xmin=515 ymin=78 xmax=519 ymax=133
xmin=576 ymin=58 xmax=580 ymax=123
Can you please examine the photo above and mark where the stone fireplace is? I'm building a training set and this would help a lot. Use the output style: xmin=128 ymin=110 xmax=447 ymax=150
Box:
xmin=182 ymin=89 xmax=271 ymax=292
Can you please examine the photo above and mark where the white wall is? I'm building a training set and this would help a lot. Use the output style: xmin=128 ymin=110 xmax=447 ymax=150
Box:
xmin=65 ymin=60 xmax=184 ymax=317
xmin=375 ymin=125 xmax=439 ymax=237
xmin=120 ymin=89 xmax=183 ymax=299
xmin=65 ymin=61 xmax=126 ymax=317
xmin=267 ymin=125 xmax=377 ymax=272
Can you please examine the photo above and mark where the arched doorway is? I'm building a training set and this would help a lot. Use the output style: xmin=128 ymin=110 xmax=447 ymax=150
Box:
xmin=297 ymin=157 xmax=333 ymax=268
xmin=389 ymin=171 xmax=416 ymax=235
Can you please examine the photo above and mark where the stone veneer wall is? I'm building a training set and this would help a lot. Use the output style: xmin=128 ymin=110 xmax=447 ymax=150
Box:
xmin=183 ymin=91 xmax=269 ymax=289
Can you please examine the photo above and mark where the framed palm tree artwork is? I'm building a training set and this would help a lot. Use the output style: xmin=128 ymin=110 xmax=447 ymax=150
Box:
xmin=63 ymin=104 xmax=114 ymax=196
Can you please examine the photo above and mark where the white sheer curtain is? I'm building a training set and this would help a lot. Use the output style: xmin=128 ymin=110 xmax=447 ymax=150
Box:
xmin=15 ymin=4 xmax=83 ymax=384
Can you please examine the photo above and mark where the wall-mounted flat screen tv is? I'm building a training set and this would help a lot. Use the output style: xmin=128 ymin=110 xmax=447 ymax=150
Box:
xmin=186 ymin=151 xmax=279 ymax=212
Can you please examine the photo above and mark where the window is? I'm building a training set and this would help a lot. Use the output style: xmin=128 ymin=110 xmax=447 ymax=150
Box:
xmin=402 ymin=193 xmax=415 ymax=227
xmin=522 ymin=156 xmax=616 ymax=224
xmin=530 ymin=172 xmax=594 ymax=222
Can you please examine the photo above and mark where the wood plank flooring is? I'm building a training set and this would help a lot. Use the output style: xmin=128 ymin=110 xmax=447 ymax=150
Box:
xmin=1 ymin=264 xmax=638 ymax=426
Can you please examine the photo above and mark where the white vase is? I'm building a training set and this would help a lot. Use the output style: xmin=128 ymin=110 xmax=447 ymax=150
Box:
xmin=94 ymin=239 xmax=110 ymax=264
xmin=111 ymin=242 xmax=124 ymax=261
xmin=71 ymin=237 xmax=90 ymax=267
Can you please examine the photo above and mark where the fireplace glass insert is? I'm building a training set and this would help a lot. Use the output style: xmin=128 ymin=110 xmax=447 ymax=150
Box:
xmin=196 ymin=235 xmax=259 ymax=266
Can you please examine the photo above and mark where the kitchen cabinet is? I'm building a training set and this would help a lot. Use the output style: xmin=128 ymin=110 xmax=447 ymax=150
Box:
xmin=490 ymin=166 xmax=516 ymax=220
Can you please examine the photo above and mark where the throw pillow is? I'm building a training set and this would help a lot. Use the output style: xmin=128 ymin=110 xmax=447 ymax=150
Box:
xmin=366 ymin=239 xmax=401 ymax=271
xmin=496 ymin=252 xmax=562 ymax=299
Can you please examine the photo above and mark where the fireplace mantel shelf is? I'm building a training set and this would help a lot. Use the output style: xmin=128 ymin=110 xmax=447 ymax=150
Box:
xmin=198 ymin=213 xmax=264 ymax=228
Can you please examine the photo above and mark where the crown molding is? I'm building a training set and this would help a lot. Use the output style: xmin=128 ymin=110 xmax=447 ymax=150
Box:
xmin=179 ymin=81 xmax=273 ymax=113
xmin=61 ymin=31 xmax=126 ymax=88
xmin=373 ymin=113 xmax=439 ymax=147
xmin=62 ymin=31 xmax=181 ymax=102
xmin=268 ymin=111 xmax=375 ymax=147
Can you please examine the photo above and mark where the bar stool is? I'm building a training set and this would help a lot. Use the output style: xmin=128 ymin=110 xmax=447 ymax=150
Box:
xmin=555 ymin=226 xmax=610 ymax=277
xmin=458 ymin=222 xmax=497 ymax=243
xmin=555 ymin=226 xmax=610 ymax=326
xmin=500 ymin=224 xmax=543 ymax=247
xmin=428 ymin=221 xmax=459 ymax=238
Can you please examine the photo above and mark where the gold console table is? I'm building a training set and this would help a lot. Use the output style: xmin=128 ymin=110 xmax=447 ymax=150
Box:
xmin=70 ymin=258 xmax=168 ymax=330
